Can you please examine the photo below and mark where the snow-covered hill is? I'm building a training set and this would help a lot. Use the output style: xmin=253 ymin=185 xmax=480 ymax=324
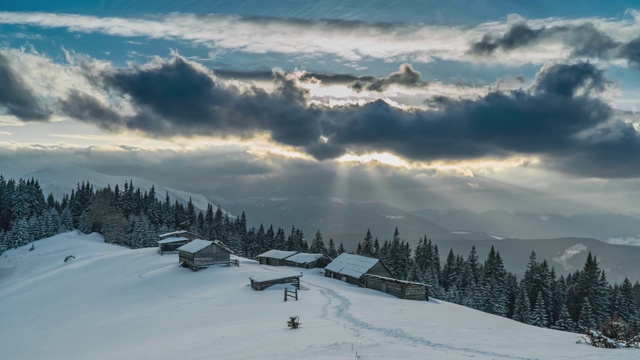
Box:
xmin=23 ymin=166 xmax=212 ymax=211
xmin=0 ymin=233 xmax=634 ymax=359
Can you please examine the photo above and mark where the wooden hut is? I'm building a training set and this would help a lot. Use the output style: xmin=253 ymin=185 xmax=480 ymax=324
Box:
xmin=157 ymin=236 xmax=190 ymax=255
xmin=159 ymin=230 xmax=200 ymax=241
xmin=284 ymin=253 xmax=332 ymax=269
xmin=255 ymin=250 xmax=298 ymax=266
xmin=177 ymin=239 xmax=233 ymax=271
xmin=249 ymin=271 xmax=302 ymax=291
xmin=364 ymin=274 xmax=429 ymax=301
xmin=324 ymin=253 xmax=394 ymax=286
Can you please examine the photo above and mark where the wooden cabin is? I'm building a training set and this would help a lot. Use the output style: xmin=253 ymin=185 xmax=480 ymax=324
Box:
xmin=255 ymin=250 xmax=298 ymax=266
xmin=364 ymin=274 xmax=429 ymax=301
xmin=177 ymin=239 xmax=233 ymax=271
xmin=284 ymin=253 xmax=332 ymax=269
xmin=324 ymin=253 xmax=394 ymax=286
xmin=159 ymin=230 xmax=200 ymax=241
xmin=157 ymin=236 xmax=190 ymax=255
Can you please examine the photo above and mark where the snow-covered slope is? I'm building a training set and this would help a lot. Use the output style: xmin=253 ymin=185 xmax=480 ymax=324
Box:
xmin=0 ymin=233 xmax=635 ymax=359
xmin=23 ymin=166 xmax=212 ymax=211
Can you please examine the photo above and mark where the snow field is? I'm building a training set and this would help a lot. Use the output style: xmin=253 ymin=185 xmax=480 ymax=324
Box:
xmin=0 ymin=232 xmax=636 ymax=359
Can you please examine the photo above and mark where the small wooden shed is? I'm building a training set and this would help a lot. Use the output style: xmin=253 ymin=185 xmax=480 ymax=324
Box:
xmin=249 ymin=271 xmax=302 ymax=291
xmin=364 ymin=274 xmax=429 ymax=301
xmin=159 ymin=230 xmax=200 ymax=241
xmin=284 ymin=253 xmax=332 ymax=269
xmin=157 ymin=236 xmax=190 ymax=255
xmin=324 ymin=253 xmax=394 ymax=286
xmin=177 ymin=239 xmax=233 ymax=271
xmin=256 ymin=250 xmax=298 ymax=266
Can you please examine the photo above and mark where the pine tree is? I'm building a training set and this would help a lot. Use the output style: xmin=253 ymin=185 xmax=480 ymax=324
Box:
xmin=59 ymin=206 xmax=73 ymax=232
xmin=309 ymin=230 xmax=326 ymax=254
xmin=441 ymin=249 xmax=457 ymax=292
xmin=620 ymin=278 xmax=637 ymax=322
xmin=578 ymin=297 xmax=595 ymax=331
xmin=327 ymin=238 xmax=337 ymax=258
xmin=337 ymin=242 xmax=345 ymax=255
xmin=274 ymin=227 xmax=286 ymax=250
xmin=513 ymin=287 xmax=531 ymax=324
xmin=372 ymin=238 xmax=380 ymax=258
xmin=554 ymin=302 xmax=575 ymax=332
xmin=360 ymin=229 xmax=374 ymax=257
xmin=531 ymin=292 xmax=548 ymax=327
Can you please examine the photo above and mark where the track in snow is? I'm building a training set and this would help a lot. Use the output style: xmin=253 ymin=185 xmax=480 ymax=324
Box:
xmin=308 ymin=280 xmax=534 ymax=360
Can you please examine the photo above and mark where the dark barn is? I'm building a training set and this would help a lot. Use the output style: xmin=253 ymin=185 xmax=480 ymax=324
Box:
xmin=364 ymin=274 xmax=429 ymax=301
xmin=157 ymin=236 xmax=190 ymax=255
xmin=324 ymin=253 xmax=394 ymax=286
xmin=284 ymin=253 xmax=332 ymax=269
xmin=177 ymin=239 xmax=233 ymax=271
xmin=159 ymin=230 xmax=200 ymax=241
xmin=256 ymin=250 xmax=298 ymax=266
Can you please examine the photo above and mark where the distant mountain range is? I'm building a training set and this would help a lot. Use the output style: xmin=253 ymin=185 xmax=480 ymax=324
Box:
xmin=413 ymin=208 xmax=640 ymax=243
xmin=14 ymin=166 xmax=640 ymax=282
xmin=220 ymin=197 xmax=492 ymax=248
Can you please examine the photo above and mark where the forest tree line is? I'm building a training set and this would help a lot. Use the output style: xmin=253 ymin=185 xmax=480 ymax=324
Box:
xmin=351 ymin=228 xmax=640 ymax=340
xmin=1 ymin=174 xmax=639 ymax=340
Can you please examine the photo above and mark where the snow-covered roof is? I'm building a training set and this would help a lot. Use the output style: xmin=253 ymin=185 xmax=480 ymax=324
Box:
xmin=256 ymin=249 xmax=298 ymax=260
xmin=249 ymin=270 xmax=302 ymax=283
xmin=159 ymin=230 xmax=188 ymax=238
xmin=157 ymin=236 xmax=189 ymax=244
xmin=325 ymin=253 xmax=380 ymax=279
xmin=285 ymin=253 xmax=325 ymax=264
xmin=365 ymin=274 xmax=427 ymax=287
xmin=177 ymin=239 xmax=212 ymax=253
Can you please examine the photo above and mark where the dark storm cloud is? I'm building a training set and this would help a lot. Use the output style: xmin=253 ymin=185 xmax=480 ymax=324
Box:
xmin=68 ymin=57 xmax=325 ymax=149
xmin=59 ymin=90 xmax=122 ymax=130
xmin=471 ymin=23 xmax=544 ymax=55
xmin=619 ymin=38 xmax=640 ymax=67
xmin=214 ymin=69 xmax=368 ymax=83
xmin=533 ymin=62 xmax=610 ymax=97
xmin=469 ymin=22 xmax=640 ymax=67
xmin=350 ymin=64 xmax=426 ymax=92
xmin=0 ymin=52 xmax=49 ymax=120
xmin=59 ymin=55 xmax=640 ymax=178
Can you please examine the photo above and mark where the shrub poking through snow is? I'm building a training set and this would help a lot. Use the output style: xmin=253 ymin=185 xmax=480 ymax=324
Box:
xmin=582 ymin=318 xmax=640 ymax=348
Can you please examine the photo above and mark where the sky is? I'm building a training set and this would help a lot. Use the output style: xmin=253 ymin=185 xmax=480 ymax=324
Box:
xmin=2 ymin=1 xmax=640 ymax=215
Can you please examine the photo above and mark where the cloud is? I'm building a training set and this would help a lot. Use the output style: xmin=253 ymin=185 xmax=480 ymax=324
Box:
xmin=3 ymin=48 xmax=640 ymax=179
xmin=59 ymin=90 xmax=122 ymax=129
xmin=3 ymin=11 xmax=637 ymax=66
xmin=350 ymin=64 xmax=426 ymax=92
xmin=0 ymin=11 xmax=465 ymax=63
xmin=0 ymin=52 xmax=50 ymax=120
xmin=470 ymin=22 xmax=640 ymax=67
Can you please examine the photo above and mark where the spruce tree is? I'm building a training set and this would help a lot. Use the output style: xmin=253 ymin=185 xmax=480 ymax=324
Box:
xmin=513 ymin=287 xmax=531 ymax=324
xmin=327 ymin=238 xmax=337 ymax=258
xmin=310 ymin=230 xmax=326 ymax=254
xmin=361 ymin=229 xmax=373 ymax=257
xmin=531 ymin=292 xmax=548 ymax=328
xmin=554 ymin=302 xmax=575 ymax=332
xmin=578 ymin=297 xmax=595 ymax=331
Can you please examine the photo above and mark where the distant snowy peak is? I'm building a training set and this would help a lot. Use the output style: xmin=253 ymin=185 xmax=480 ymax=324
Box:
xmin=23 ymin=166 xmax=215 ymax=211
xmin=552 ymin=243 xmax=588 ymax=271
xmin=605 ymin=236 xmax=640 ymax=246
